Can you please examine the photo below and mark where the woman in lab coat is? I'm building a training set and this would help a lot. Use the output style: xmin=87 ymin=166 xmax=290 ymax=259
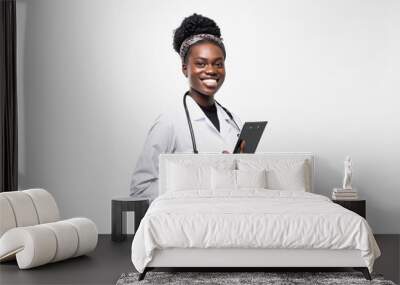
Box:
xmin=130 ymin=14 xmax=244 ymax=200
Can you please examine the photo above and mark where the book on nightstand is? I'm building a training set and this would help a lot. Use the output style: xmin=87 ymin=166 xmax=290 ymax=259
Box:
xmin=332 ymin=188 xmax=358 ymax=200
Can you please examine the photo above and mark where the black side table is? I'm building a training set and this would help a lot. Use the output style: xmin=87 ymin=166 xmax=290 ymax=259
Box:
xmin=111 ymin=197 xmax=150 ymax=242
xmin=332 ymin=199 xmax=366 ymax=219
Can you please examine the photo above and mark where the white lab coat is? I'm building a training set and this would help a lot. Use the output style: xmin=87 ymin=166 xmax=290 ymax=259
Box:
xmin=130 ymin=95 xmax=243 ymax=200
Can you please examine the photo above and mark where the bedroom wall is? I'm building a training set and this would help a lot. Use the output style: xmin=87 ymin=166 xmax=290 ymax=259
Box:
xmin=16 ymin=0 xmax=400 ymax=234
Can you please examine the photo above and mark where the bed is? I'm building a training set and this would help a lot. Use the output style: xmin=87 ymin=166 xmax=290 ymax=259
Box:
xmin=131 ymin=153 xmax=380 ymax=280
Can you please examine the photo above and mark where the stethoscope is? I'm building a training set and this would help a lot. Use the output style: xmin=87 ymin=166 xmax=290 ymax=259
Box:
xmin=183 ymin=91 xmax=241 ymax=154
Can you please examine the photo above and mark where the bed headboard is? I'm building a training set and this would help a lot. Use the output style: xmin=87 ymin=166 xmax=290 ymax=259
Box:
xmin=159 ymin=152 xmax=314 ymax=195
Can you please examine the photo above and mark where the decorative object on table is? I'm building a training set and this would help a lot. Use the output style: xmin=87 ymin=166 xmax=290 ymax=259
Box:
xmin=111 ymin=197 xmax=149 ymax=242
xmin=332 ymin=155 xmax=358 ymax=200
xmin=0 ymin=189 xmax=98 ymax=269
xmin=116 ymin=271 xmax=394 ymax=285
xmin=342 ymin=155 xmax=353 ymax=190
xmin=332 ymin=199 xmax=366 ymax=218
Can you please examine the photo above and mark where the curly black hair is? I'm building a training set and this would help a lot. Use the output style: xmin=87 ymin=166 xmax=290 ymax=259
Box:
xmin=173 ymin=13 xmax=223 ymax=61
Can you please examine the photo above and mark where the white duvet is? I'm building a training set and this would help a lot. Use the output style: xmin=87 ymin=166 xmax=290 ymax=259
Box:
xmin=131 ymin=190 xmax=380 ymax=273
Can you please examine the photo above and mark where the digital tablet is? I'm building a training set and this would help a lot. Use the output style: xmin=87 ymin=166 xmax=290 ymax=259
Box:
xmin=233 ymin=121 xmax=268 ymax=153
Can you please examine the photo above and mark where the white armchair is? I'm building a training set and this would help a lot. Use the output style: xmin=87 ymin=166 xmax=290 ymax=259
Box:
xmin=0 ymin=188 xmax=98 ymax=269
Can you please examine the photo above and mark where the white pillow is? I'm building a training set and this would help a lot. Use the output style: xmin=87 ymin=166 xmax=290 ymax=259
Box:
xmin=236 ymin=169 xmax=267 ymax=189
xmin=211 ymin=168 xmax=236 ymax=190
xmin=211 ymin=168 xmax=268 ymax=190
xmin=237 ymin=159 xmax=309 ymax=191
xmin=166 ymin=162 xmax=210 ymax=191
xmin=165 ymin=158 xmax=235 ymax=192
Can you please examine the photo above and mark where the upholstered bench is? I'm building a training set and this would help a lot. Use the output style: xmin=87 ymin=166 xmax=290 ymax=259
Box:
xmin=0 ymin=189 xmax=98 ymax=269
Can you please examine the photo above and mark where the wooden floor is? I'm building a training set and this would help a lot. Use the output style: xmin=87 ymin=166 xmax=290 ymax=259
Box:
xmin=0 ymin=234 xmax=398 ymax=285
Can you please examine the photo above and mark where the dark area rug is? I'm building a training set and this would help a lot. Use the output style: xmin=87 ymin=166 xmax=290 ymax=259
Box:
xmin=116 ymin=271 xmax=397 ymax=285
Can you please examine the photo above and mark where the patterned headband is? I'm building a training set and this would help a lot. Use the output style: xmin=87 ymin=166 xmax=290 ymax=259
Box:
xmin=179 ymin=33 xmax=226 ymax=61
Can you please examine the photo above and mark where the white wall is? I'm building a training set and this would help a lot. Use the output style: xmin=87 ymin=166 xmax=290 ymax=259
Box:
xmin=17 ymin=0 xmax=400 ymax=234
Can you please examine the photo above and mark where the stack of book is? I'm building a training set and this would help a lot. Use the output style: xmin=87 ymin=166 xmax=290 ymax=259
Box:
xmin=332 ymin=188 xmax=358 ymax=200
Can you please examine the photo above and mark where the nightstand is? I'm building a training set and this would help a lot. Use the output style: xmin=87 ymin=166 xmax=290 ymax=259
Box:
xmin=111 ymin=197 xmax=150 ymax=242
xmin=332 ymin=199 xmax=366 ymax=219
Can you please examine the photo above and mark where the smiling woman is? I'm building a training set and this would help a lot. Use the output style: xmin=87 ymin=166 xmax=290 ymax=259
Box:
xmin=184 ymin=43 xmax=225 ymax=99
xmin=129 ymin=13 xmax=244 ymax=200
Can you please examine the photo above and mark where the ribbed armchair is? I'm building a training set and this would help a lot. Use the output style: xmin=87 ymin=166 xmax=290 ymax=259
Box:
xmin=0 ymin=188 xmax=98 ymax=269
